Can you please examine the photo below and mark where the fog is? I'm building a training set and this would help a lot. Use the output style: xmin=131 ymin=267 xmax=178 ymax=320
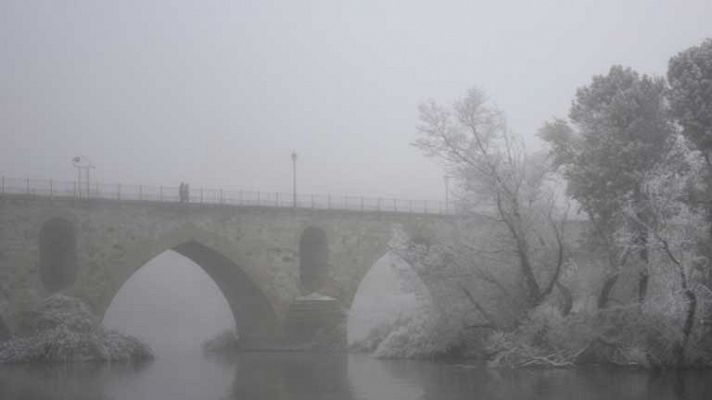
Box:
xmin=3 ymin=0 xmax=711 ymax=201
xmin=5 ymin=2 xmax=712 ymax=399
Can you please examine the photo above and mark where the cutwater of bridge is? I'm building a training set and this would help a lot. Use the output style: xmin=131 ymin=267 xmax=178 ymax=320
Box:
xmin=0 ymin=195 xmax=455 ymax=347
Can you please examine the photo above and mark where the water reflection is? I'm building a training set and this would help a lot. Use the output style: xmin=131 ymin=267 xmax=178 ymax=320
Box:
xmin=345 ymin=359 xmax=712 ymax=400
xmin=2 ymin=353 xmax=712 ymax=399
xmin=230 ymin=353 xmax=350 ymax=400
xmin=0 ymin=361 xmax=150 ymax=400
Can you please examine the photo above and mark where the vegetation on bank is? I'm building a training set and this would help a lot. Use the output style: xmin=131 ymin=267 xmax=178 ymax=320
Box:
xmin=351 ymin=38 xmax=712 ymax=368
xmin=0 ymin=294 xmax=153 ymax=363
xmin=202 ymin=329 xmax=240 ymax=355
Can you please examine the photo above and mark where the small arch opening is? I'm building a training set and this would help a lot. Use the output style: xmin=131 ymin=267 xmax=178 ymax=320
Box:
xmin=299 ymin=226 xmax=329 ymax=294
xmin=347 ymin=251 xmax=433 ymax=353
xmin=39 ymin=217 xmax=78 ymax=293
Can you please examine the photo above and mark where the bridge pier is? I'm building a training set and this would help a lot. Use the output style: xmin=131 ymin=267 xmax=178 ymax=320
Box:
xmin=283 ymin=294 xmax=345 ymax=348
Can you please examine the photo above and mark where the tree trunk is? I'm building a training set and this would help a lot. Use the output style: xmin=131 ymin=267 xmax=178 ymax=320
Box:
xmin=637 ymin=269 xmax=649 ymax=304
xmin=556 ymin=281 xmax=573 ymax=316
xmin=636 ymin=220 xmax=650 ymax=304
xmin=677 ymin=288 xmax=698 ymax=366
xmin=597 ymin=274 xmax=619 ymax=309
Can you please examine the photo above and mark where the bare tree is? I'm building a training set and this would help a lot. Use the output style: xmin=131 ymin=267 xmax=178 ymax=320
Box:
xmin=414 ymin=88 xmax=567 ymax=311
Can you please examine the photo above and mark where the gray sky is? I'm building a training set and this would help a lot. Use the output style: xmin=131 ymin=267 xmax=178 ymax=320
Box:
xmin=2 ymin=0 xmax=711 ymax=200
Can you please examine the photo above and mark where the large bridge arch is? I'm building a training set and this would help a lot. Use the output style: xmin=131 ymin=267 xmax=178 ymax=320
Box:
xmin=81 ymin=225 xmax=281 ymax=346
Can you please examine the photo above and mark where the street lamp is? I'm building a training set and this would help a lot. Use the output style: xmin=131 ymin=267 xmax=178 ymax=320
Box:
xmin=291 ymin=151 xmax=298 ymax=208
xmin=72 ymin=155 xmax=95 ymax=198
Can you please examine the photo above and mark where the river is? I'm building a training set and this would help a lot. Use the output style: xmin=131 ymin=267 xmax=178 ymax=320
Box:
xmin=1 ymin=351 xmax=711 ymax=399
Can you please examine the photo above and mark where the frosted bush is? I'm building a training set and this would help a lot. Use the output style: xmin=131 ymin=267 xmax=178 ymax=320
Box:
xmin=0 ymin=294 xmax=153 ymax=363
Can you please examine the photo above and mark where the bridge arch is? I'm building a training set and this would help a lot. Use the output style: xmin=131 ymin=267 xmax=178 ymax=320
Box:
xmin=347 ymin=250 xmax=434 ymax=347
xmin=95 ymin=227 xmax=280 ymax=347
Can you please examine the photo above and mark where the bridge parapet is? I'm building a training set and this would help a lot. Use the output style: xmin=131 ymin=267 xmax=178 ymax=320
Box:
xmin=1 ymin=176 xmax=451 ymax=215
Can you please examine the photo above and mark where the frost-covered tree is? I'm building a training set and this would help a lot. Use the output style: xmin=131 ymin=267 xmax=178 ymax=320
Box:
xmin=668 ymin=39 xmax=712 ymax=165
xmin=619 ymin=136 xmax=712 ymax=365
xmin=668 ymin=39 xmax=712 ymax=247
xmin=540 ymin=66 xmax=675 ymax=307
xmin=414 ymin=88 xmax=566 ymax=309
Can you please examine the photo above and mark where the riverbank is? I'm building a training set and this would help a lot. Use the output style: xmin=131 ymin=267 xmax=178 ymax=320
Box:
xmin=351 ymin=302 xmax=712 ymax=369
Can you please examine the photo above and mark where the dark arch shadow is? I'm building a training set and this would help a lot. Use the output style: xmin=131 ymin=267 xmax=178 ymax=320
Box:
xmin=108 ymin=240 xmax=279 ymax=349
xmin=39 ymin=217 xmax=78 ymax=293
xmin=299 ymin=226 xmax=329 ymax=294
xmin=171 ymin=241 xmax=279 ymax=347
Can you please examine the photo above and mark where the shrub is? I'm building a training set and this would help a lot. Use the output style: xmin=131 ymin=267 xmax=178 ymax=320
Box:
xmin=0 ymin=294 xmax=153 ymax=363
xmin=484 ymin=304 xmax=692 ymax=368
xmin=202 ymin=329 xmax=240 ymax=354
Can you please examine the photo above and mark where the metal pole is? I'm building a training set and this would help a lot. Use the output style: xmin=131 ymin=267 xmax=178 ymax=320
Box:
xmin=76 ymin=167 xmax=81 ymax=198
xmin=86 ymin=167 xmax=90 ymax=198
xmin=291 ymin=151 xmax=297 ymax=208
xmin=160 ymin=186 xmax=163 ymax=201
xmin=49 ymin=179 xmax=53 ymax=199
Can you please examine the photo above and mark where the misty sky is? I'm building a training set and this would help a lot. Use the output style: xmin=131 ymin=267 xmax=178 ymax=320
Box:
xmin=2 ymin=0 xmax=711 ymax=200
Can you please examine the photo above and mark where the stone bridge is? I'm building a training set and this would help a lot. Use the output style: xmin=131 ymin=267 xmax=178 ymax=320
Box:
xmin=0 ymin=195 xmax=455 ymax=347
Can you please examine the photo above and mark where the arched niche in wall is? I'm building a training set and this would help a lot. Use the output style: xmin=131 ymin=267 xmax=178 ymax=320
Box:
xmin=39 ymin=217 xmax=78 ymax=293
xmin=299 ymin=226 xmax=329 ymax=294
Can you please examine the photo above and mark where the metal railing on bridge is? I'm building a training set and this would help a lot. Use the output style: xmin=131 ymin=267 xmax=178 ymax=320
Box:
xmin=0 ymin=176 xmax=452 ymax=215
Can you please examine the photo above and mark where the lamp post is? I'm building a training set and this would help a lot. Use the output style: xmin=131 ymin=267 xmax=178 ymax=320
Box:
xmin=72 ymin=155 xmax=95 ymax=198
xmin=291 ymin=151 xmax=297 ymax=208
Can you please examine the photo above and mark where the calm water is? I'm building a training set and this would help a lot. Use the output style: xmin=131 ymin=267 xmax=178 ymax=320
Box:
xmin=1 ymin=352 xmax=711 ymax=400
